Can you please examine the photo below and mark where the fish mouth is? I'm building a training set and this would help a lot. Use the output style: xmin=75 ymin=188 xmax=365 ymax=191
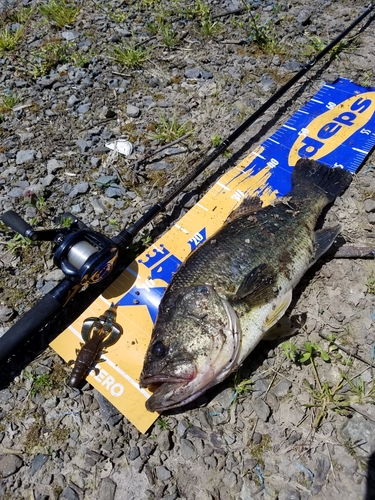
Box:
xmin=143 ymin=298 xmax=242 ymax=413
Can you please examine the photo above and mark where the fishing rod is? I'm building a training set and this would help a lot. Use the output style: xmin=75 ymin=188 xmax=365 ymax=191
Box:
xmin=0 ymin=3 xmax=374 ymax=364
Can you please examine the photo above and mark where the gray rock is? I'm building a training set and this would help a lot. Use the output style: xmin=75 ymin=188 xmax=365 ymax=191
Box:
xmin=251 ymin=398 xmax=271 ymax=422
xmin=252 ymin=432 xmax=262 ymax=445
xmin=40 ymin=174 xmax=55 ymax=186
xmin=77 ymin=103 xmax=91 ymax=114
xmin=126 ymin=104 xmax=141 ymax=118
xmin=364 ymin=198 xmax=375 ymax=213
xmin=60 ymin=486 xmax=79 ymax=500
xmin=260 ymin=74 xmax=276 ymax=93
xmin=177 ymin=420 xmax=188 ymax=437
xmin=284 ymin=59 xmax=301 ymax=72
xmin=201 ymin=70 xmax=213 ymax=79
xmin=47 ymin=158 xmax=65 ymax=174
xmin=127 ymin=446 xmax=140 ymax=461
xmin=272 ymin=379 xmax=292 ymax=398
xmin=7 ymin=187 xmax=24 ymax=198
xmin=37 ymin=75 xmax=59 ymax=88
xmin=278 ymin=485 xmax=301 ymax=500
xmin=0 ymin=391 xmax=13 ymax=404
xmin=76 ymin=140 xmax=90 ymax=153
xmin=30 ymin=454 xmax=48 ymax=476
xmin=155 ymin=465 xmax=172 ymax=481
xmin=0 ymin=454 xmax=23 ymax=478
xmin=223 ymin=470 xmax=238 ymax=489
xmin=16 ymin=149 xmax=37 ymax=165
xmin=91 ymin=157 xmax=101 ymax=167
xmin=68 ymin=181 xmax=89 ymax=198
xmin=0 ymin=305 xmax=14 ymax=322
xmin=61 ymin=30 xmax=79 ymax=41
xmin=67 ymin=94 xmax=79 ymax=106
xmin=105 ymin=185 xmax=126 ymax=198
xmin=96 ymin=175 xmax=117 ymax=186
xmin=340 ymin=412 xmax=375 ymax=454
xmin=180 ymin=438 xmax=197 ymax=460
xmin=98 ymin=477 xmax=117 ymax=500
xmin=185 ymin=68 xmax=201 ymax=79
xmin=152 ymin=161 xmax=173 ymax=171
xmin=156 ymin=430 xmax=172 ymax=451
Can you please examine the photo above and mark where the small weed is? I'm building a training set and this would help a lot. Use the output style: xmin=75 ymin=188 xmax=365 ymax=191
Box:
xmin=360 ymin=70 xmax=373 ymax=88
xmin=146 ymin=21 xmax=159 ymax=36
xmin=30 ymin=39 xmax=72 ymax=77
xmin=140 ymin=230 xmax=152 ymax=247
xmin=198 ymin=18 xmax=223 ymax=37
xmin=281 ymin=340 xmax=298 ymax=363
xmin=343 ymin=373 xmax=375 ymax=404
xmin=0 ymin=91 xmax=20 ymax=113
xmin=230 ymin=370 xmax=253 ymax=406
xmin=31 ymin=374 xmax=52 ymax=395
xmin=70 ymin=50 xmax=92 ymax=67
xmin=211 ymin=135 xmax=222 ymax=147
xmin=151 ymin=115 xmax=192 ymax=144
xmin=39 ymin=0 xmax=80 ymax=28
xmin=365 ymin=276 xmax=375 ymax=295
xmin=157 ymin=417 xmax=170 ymax=430
xmin=248 ymin=13 xmax=277 ymax=53
xmin=303 ymin=377 xmax=351 ymax=428
xmin=110 ymin=43 xmax=150 ymax=69
xmin=7 ymin=233 xmax=33 ymax=255
xmin=185 ymin=0 xmax=211 ymax=20
xmin=0 ymin=23 xmax=25 ymax=54
xmin=299 ymin=341 xmax=330 ymax=364
xmin=111 ymin=9 xmax=128 ymax=23
xmin=24 ymin=370 xmax=52 ymax=396
xmin=161 ymin=24 xmax=179 ymax=48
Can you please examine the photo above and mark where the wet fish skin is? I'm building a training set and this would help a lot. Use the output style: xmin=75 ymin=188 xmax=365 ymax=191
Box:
xmin=140 ymin=159 xmax=352 ymax=412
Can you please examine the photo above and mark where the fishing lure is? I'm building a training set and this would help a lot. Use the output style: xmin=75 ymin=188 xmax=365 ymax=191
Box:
xmin=68 ymin=303 xmax=123 ymax=388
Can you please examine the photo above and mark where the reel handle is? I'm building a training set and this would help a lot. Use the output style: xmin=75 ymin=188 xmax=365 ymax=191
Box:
xmin=2 ymin=210 xmax=37 ymax=240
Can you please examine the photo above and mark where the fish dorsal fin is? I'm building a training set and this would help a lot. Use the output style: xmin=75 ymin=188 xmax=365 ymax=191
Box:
xmin=226 ymin=196 xmax=263 ymax=223
xmin=264 ymin=289 xmax=293 ymax=331
xmin=314 ymin=225 xmax=341 ymax=262
xmin=234 ymin=263 xmax=277 ymax=304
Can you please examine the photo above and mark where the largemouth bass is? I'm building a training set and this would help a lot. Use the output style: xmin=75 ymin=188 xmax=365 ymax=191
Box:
xmin=140 ymin=159 xmax=352 ymax=412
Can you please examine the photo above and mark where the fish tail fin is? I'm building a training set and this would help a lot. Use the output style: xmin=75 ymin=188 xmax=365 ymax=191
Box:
xmin=291 ymin=159 xmax=352 ymax=202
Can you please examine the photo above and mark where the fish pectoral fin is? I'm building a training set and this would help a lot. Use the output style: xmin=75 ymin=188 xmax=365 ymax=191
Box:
xmin=234 ymin=263 xmax=277 ymax=304
xmin=264 ymin=289 xmax=293 ymax=331
xmin=314 ymin=225 xmax=341 ymax=262
xmin=226 ymin=196 xmax=263 ymax=222
xmin=263 ymin=312 xmax=307 ymax=340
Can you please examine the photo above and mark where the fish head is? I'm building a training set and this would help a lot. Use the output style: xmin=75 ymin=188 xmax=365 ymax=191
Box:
xmin=140 ymin=284 xmax=241 ymax=412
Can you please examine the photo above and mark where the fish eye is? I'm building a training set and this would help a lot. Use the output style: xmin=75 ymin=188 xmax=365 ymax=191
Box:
xmin=196 ymin=285 xmax=209 ymax=294
xmin=151 ymin=340 xmax=167 ymax=358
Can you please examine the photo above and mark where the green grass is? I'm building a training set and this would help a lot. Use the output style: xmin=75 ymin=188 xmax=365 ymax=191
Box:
xmin=30 ymin=39 xmax=73 ymax=77
xmin=198 ymin=18 xmax=223 ymax=37
xmin=39 ymin=0 xmax=80 ymax=28
xmin=0 ymin=23 xmax=25 ymax=54
xmin=110 ymin=43 xmax=150 ymax=69
xmin=161 ymin=24 xmax=179 ymax=48
xmin=0 ymin=92 xmax=20 ymax=113
xmin=151 ymin=115 xmax=192 ymax=144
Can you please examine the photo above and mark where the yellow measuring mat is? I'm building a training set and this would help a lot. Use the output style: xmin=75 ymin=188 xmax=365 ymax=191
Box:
xmin=51 ymin=78 xmax=375 ymax=432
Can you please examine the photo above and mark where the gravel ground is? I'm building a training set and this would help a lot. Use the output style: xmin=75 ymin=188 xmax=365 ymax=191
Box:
xmin=1 ymin=0 xmax=375 ymax=499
